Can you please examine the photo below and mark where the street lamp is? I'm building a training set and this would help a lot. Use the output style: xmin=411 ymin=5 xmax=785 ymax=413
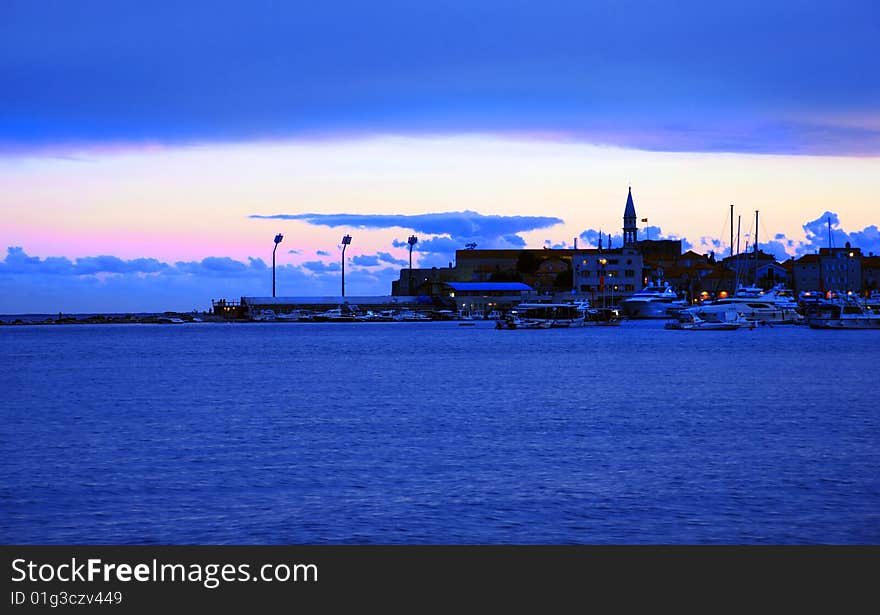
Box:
xmin=848 ymin=251 xmax=854 ymax=295
xmin=599 ymin=258 xmax=607 ymax=307
xmin=341 ymin=234 xmax=352 ymax=297
xmin=272 ymin=233 xmax=283 ymax=297
xmin=407 ymin=235 xmax=418 ymax=295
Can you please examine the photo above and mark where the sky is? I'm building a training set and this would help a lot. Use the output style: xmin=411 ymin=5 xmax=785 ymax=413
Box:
xmin=1 ymin=0 xmax=879 ymax=312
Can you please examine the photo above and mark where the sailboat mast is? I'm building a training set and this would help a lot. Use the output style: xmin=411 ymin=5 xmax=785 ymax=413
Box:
xmin=729 ymin=203 xmax=734 ymax=258
xmin=827 ymin=216 xmax=832 ymax=248
xmin=754 ymin=210 xmax=759 ymax=287
xmin=735 ymin=215 xmax=742 ymax=289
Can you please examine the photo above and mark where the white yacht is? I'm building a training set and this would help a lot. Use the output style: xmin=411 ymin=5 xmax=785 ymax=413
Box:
xmin=687 ymin=285 xmax=803 ymax=325
xmin=806 ymin=297 xmax=880 ymax=329
xmin=665 ymin=311 xmax=744 ymax=331
xmin=620 ymin=283 xmax=688 ymax=319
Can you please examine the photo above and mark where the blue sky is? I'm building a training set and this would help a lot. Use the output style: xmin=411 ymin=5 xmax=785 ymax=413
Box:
xmin=3 ymin=0 xmax=878 ymax=153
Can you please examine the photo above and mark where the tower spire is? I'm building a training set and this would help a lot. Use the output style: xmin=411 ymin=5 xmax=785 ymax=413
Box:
xmin=623 ymin=186 xmax=638 ymax=247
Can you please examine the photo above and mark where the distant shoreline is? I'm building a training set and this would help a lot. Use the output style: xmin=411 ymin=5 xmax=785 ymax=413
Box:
xmin=0 ymin=312 xmax=213 ymax=325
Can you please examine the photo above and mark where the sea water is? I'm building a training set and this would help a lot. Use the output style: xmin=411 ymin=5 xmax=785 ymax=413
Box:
xmin=1 ymin=321 xmax=878 ymax=544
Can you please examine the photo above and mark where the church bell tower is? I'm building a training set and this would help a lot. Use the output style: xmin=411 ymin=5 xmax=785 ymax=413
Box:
xmin=623 ymin=186 xmax=638 ymax=247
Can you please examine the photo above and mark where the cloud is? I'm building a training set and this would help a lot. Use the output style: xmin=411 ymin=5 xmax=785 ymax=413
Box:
xmin=796 ymin=211 xmax=880 ymax=256
xmin=351 ymin=251 xmax=411 ymax=268
xmin=315 ymin=250 xmax=330 ymax=256
xmin=255 ymin=210 xmax=563 ymax=261
xmin=394 ymin=236 xmax=459 ymax=254
xmin=695 ymin=211 xmax=880 ymax=260
xmin=758 ymin=240 xmax=793 ymax=262
xmin=287 ymin=249 xmax=302 ymax=255
xmin=0 ymin=247 xmax=172 ymax=276
xmin=174 ymin=256 xmax=249 ymax=276
xmin=351 ymin=255 xmax=380 ymax=267
xmin=2 ymin=3 xmax=879 ymax=155
xmin=250 ymin=210 xmax=563 ymax=238
xmin=73 ymin=255 xmax=169 ymax=275
xmin=577 ymin=226 xmax=693 ymax=252
xmin=247 ymin=257 xmax=267 ymax=270
xmin=300 ymin=260 xmax=341 ymax=273
xmin=0 ymin=247 xmax=370 ymax=312
xmin=6 ymin=205 xmax=880 ymax=313
xmin=377 ymin=252 xmax=408 ymax=267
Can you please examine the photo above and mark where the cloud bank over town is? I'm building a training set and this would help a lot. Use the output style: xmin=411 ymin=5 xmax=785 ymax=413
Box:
xmin=3 ymin=210 xmax=879 ymax=313
xmin=251 ymin=211 xmax=563 ymax=247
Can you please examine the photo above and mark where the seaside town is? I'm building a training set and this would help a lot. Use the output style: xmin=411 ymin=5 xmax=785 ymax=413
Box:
xmin=7 ymin=189 xmax=878 ymax=330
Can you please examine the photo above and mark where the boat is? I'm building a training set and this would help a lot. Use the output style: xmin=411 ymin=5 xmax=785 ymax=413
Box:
xmin=665 ymin=311 xmax=743 ymax=330
xmin=688 ymin=284 xmax=804 ymax=325
xmin=359 ymin=310 xmax=395 ymax=322
xmin=619 ymin=282 xmax=688 ymax=319
xmin=495 ymin=303 xmax=584 ymax=329
xmin=312 ymin=307 xmax=361 ymax=322
xmin=276 ymin=310 xmax=314 ymax=322
xmin=579 ymin=304 xmax=622 ymax=326
xmin=496 ymin=315 xmax=552 ymax=330
xmin=865 ymin=291 xmax=880 ymax=313
xmin=806 ymin=297 xmax=880 ymax=329
xmin=251 ymin=309 xmax=277 ymax=321
xmin=393 ymin=309 xmax=432 ymax=322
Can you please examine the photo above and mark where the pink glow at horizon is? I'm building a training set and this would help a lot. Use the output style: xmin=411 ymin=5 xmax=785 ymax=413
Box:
xmin=2 ymin=135 xmax=879 ymax=268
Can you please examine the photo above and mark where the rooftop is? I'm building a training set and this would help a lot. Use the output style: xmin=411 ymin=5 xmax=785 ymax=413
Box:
xmin=624 ymin=186 xmax=636 ymax=218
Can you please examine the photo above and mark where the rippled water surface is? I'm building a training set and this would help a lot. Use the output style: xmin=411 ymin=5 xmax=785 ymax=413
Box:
xmin=1 ymin=321 xmax=878 ymax=544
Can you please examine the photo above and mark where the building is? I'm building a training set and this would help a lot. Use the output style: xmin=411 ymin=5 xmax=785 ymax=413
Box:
xmin=863 ymin=255 xmax=880 ymax=294
xmin=440 ymin=282 xmax=536 ymax=316
xmin=658 ymin=250 xmax=720 ymax=300
xmin=391 ymin=265 xmax=458 ymax=296
xmin=638 ymin=239 xmax=683 ymax=263
xmin=791 ymin=244 xmax=863 ymax=295
xmin=571 ymin=247 xmax=643 ymax=305
xmin=719 ymin=249 xmax=787 ymax=289
xmin=454 ymin=248 xmax=580 ymax=293
xmin=387 ymin=186 xmax=683 ymax=304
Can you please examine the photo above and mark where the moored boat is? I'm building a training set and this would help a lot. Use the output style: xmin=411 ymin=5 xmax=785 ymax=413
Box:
xmin=496 ymin=302 xmax=585 ymax=329
xmin=620 ymin=283 xmax=688 ymax=319
xmin=688 ymin=285 xmax=804 ymax=325
xmin=665 ymin=312 xmax=743 ymax=330
xmin=312 ymin=307 xmax=361 ymax=322
xmin=806 ymin=297 xmax=880 ymax=329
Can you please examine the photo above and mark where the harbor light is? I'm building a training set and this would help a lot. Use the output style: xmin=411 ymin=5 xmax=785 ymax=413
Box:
xmin=341 ymin=234 xmax=352 ymax=297
xmin=272 ymin=233 xmax=283 ymax=297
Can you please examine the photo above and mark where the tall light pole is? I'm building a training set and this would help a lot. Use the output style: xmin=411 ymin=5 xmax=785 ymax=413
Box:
xmin=407 ymin=235 xmax=418 ymax=294
xmin=848 ymin=250 xmax=854 ymax=295
xmin=272 ymin=233 xmax=283 ymax=297
xmin=599 ymin=258 xmax=607 ymax=308
xmin=341 ymin=234 xmax=352 ymax=297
